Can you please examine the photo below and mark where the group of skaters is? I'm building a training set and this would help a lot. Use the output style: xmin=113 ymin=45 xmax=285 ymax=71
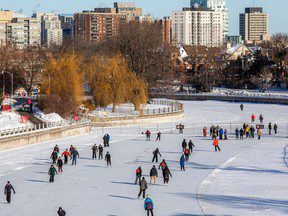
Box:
xmin=209 ymin=125 xmax=228 ymax=140
xmin=49 ymin=144 xmax=80 ymax=183
xmin=145 ymin=130 xmax=162 ymax=142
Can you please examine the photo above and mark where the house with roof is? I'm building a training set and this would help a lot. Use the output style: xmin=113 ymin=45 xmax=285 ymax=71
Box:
xmin=221 ymin=42 xmax=252 ymax=61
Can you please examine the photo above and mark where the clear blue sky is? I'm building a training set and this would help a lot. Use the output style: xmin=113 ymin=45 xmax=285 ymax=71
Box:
xmin=1 ymin=0 xmax=287 ymax=35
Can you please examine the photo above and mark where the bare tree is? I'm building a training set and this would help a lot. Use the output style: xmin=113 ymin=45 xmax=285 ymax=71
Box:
xmin=112 ymin=22 xmax=173 ymax=93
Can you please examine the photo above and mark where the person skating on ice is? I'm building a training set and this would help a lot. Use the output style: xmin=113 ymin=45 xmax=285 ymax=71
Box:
xmin=105 ymin=151 xmax=112 ymax=167
xmin=149 ymin=165 xmax=158 ymax=185
xmin=144 ymin=195 xmax=154 ymax=216
xmin=152 ymin=148 xmax=162 ymax=163
xmin=135 ymin=166 xmax=142 ymax=185
xmin=61 ymin=149 xmax=69 ymax=165
xmin=138 ymin=177 xmax=148 ymax=199
xmin=48 ymin=165 xmax=57 ymax=183
xmin=4 ymin=181 xmax=15 ymax=204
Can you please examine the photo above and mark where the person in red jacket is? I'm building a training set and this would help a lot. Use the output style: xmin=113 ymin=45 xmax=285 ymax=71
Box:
xmin=203 ymin=127 xmax=207 ymax=137
xmin=61 ymin=149 xmax=70 ymax=165
xmin=251 ymin=114 xmax=256 ymax=122
xmin=213 ymin=138 xmax=221 ymax=152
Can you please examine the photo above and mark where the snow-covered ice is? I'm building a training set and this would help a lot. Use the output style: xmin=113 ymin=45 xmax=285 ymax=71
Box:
xmin=0 ymin=100 xmax=288 ymax=215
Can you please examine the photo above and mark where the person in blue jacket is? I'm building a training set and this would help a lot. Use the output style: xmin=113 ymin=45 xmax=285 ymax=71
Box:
xmin=144 ymin=195 xmax=154 ymax=216
xmin=180 ymin=154 xmax=185 ymax=171
xmin=106 ymin=134 xmax=110 ymax=147
xmin=219 ymin=128 xmax=224 ymax=140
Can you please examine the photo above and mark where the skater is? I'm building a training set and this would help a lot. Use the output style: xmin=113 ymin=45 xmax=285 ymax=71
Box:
xmin=257 ymin=128 xmax=261 ymax=140
xmin=105 ymin=151 xmax=112 ymax=167
xmin=224 ymin=129 xmax=228 ymax=140
xmin=180 ymin=154 xmax=185 ymax=171
xmin=4 ymin=181 xmax=15 ymax=204
xmin=54 ymin=145 xmax=60 ymax=155
xmin=184 ymin=148 xmax=190 ymax=162
xmin=210 ymin=126 xmax=213 ymax=137
xmin=216 ymin=126 xmax=220 ymax=137
xmin=71 ymin=148 xmax=79 ymax=165
xmin=259 ymin=114 xmax=264 ymax=123
xmin=106 ymin=134 xmax=110 ymax=147
xmin=245 ymin=125 xmax=250 ymax=138
xmin=182 ymin=139 xmax=187 ymax=151
xmin=138 ymin=177 xmax=148 ymax=199
xmin=103 ymin=134 xmax=107 ymax=147
xmin=212 ymin=126 xmax=217 ymax=139
xmin=149 ymin=165 xmax=158 ymax=185
xmin=219 ymin=128 xmax=224 ymax=140
xmin=152 ymin=148 xmax=162 ymax=163
xmin=61 ymin=149 xmax=69 ymax=165
xmin=213 ymin=138 xmax=221 ymax=152
xmin=158 ymin=159 xmax=167 ymax=170
xmin=144 ymin=195 xmax=154 ymax=216
xmin=268 ymin=123 xmax=272 ymax=135
xmin=274 ymin=124 xmax=278 ymax=134
xmin=135 ymin=166 xmax=142 ymax=185
xmin=48 ymin=165 xmax=57 ymax=183
xmin=240 ymin=104 xmax=244 ymax=111
xmin=50 ymin=150 xmax=58 ymax=164
xmin=145 ymin=130 xmax=151 ymax=141
xmin=156 ymin=132 xmax=161 ymax=141
xmin=98 ymin=145 xmax=104 ymax=160
xmin=251 ymin=114 xmax=255 ymax=122
xmin=235 ymin=127 xmax=239 ymax=140
xmin=57 ymin=207 xmax=66 ymax=216
xmin=239 ymin=128 xmax=244 ymax=140
xmin=250 ymin=125 xmax=255 ymax=138
xmin=178 ymin=124 xmax=184 ymax=133
xmin=163 ymin=166 xmax=172 ymax=185
xmin=188 ymin=140 xmax=195 ymax=153
xmin=203 ymin=127 xmax=207 ymax=137
xmin=92 ymin=144 xmax=98 ymax=159
xmin=57 ymin=157 xmax=63 ymax=174
xmin=69 ymin=145 xmax=74 ymax=159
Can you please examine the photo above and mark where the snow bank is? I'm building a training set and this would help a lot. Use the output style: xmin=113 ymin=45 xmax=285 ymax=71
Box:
xmin=35 ymin=110 xmax=63 ymax=123
xmin=91 ymin=102 xmax=171 ymax=118
xmin=0 ymin=111 xmax=28 ymax=130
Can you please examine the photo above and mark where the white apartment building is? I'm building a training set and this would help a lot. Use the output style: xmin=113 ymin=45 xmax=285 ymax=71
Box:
xmin=32 ymin=13 xmax=63 ymax=46
xmin=172 ymin=7 xmax=224 ymax=47
xmin=0 ymin=11 xmax=41 ymax=48
xmin=190 ymin=0 xmax=228 ymax=38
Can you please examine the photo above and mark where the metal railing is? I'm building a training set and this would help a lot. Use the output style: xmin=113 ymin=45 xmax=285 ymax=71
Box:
xmin=89 ymin=99 xmax=184 ymax=120
xmin=0 ymin=117 xmax=90 ymax=138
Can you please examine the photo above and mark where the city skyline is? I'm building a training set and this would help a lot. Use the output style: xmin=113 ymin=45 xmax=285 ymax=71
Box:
xmin=0 ymin=0 xmax=287 ymax=35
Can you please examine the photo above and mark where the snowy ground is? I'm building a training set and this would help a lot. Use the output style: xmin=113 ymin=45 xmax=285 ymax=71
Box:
xmin=0 ymin=101 xmax=288 ymax=216
xmin=0 ymin=111 xmax=31 ymax=131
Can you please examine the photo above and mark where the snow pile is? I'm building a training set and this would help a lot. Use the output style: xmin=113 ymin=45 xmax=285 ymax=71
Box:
xmin=207 ymin=88 xmax=288 ymax=99
xmin=35 ymin=111 xmax=63 ymax=123
xmin=91 ymin=102 xmax=171 ymax=118
xmin=0 ymin=111 xmax=27 ymax=130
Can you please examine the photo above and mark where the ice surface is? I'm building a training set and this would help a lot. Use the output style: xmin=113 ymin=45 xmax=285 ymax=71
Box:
xmin=0 ymin=100 xmax=288 ymax=215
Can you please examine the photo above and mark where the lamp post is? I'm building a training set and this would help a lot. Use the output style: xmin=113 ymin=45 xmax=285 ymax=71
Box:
xmin=2 ymin=71 xmax=14 ymax=99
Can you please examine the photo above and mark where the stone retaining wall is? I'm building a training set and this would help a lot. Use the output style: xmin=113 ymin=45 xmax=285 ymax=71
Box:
xmin=0 ymin=124 xmax=91 ymax=151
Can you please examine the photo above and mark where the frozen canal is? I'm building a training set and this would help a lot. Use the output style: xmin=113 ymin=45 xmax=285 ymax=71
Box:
xmin=1 ymin=101 xmax=288 ymax=216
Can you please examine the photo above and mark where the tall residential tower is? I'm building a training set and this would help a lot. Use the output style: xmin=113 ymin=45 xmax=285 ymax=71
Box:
xmin=240 ymin=7 xmax=268 ymax=44
xmin=190 ymin=0 xmax=228 ymax=38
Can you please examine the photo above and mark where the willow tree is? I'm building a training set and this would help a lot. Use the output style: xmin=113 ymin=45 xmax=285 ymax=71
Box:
xmin=91 ymin=56 xmax=147 ymax=112
xmin=126 ymin=72 xmax=147 ymax=111
xmin=40 ymin=53 xmax=83 ymax=117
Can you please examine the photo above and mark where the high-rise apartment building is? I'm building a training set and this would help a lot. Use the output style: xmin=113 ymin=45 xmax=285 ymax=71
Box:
xmin=240 ymin=7 xmax=268 ymax=44
xmin=114 ymin=2 xmax=142 ymax=21
xmin=6 ymin=18 xmax=41 ymax=48
xmin=32 ymin=13 xmax=63 ymax=46
xmin=190 ymin=0 xmax=228 ymax=39
xmin=59 ymin=14 xmax=74 ymax=41
xmin=0 ymin=11 xmax=41 ymax=48
xmin=172 ymin=7 xmax=224 ymax=47
xmin=74 ymin=10 xmax=126 ymax=44
xmin=155 ymin=17 xmax=172 ymax=44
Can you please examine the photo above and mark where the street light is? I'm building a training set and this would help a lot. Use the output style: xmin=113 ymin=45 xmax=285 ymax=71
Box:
xmin=2 ymin=71 xmax=14 ymax=99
